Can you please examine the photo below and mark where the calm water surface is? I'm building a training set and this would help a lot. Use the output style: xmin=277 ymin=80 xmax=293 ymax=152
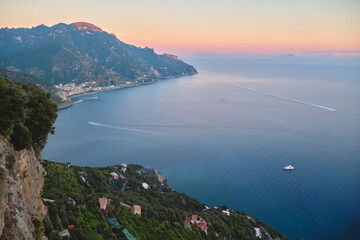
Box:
xmin=43 ymin=57 xmax=360 ymax=240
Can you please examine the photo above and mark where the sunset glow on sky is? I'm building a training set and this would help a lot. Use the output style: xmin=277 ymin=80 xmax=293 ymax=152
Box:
xmin=1 ymin=0 xmax=359 ymax=54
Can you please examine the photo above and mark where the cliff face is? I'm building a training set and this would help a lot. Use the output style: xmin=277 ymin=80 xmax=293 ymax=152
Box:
xmin=0 ymin=137 xmax=47 ymax=240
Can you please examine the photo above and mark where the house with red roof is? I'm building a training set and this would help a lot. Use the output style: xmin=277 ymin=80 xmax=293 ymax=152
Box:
xmin=197 ymin=221 xmax=208 ymax=231
xmin=98 ymin=197 xmax=108 ymax=210
xmin=184 ymin=215 xmax=209 ymax=232
xmin=131 ymin=205 xmax=141 ymax=216
xmin=110 ymin=172 xmax=119 ymax=179
xmin=190 ymin=214 xmax=198 ymax=224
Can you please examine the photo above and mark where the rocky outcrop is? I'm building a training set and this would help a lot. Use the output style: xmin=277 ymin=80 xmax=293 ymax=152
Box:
xmin=71 ymin=22 xmax=103 ymax=32
xmin=153 ymin=168 xmax=166 ymax=185
xmin=0 ymin=137 xmax=47 ymax=240
xmin=163 ymin=53 xmax=179 ymax=60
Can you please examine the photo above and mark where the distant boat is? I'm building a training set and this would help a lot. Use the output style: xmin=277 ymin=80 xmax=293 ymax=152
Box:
xmin=284 ymin=165 xmax=295 ymax=170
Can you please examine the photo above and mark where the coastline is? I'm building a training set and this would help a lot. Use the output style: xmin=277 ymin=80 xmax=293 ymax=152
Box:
xmin=40 ymin=160 xmax=289 ymax=239
xmin=57 ymin=99 xmax=84 ymax=110
xmin=57 ymin=72 xmax=197 ymax=110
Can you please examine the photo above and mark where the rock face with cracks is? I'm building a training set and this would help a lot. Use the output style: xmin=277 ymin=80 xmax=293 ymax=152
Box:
xmin=0 ymin=137 xmax=47 ymax=240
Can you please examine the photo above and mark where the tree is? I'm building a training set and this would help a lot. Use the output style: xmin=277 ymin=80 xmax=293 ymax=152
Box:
xmin=0 ymin=74 xmax=57 ymax=151
xmin=23 ymin=82 xmax=57 ymax=151
xmin=10 ymin=124 xmax=31 ymax=151
xmin=0 ymin=76 xmax=28 ymax=136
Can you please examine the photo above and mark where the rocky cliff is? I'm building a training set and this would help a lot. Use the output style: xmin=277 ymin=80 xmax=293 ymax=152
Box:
xmin=0 ymin=137 xmax=47 ymax=240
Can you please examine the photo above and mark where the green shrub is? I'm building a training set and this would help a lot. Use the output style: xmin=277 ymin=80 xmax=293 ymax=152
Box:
xmin=32 ymin=218 xmax=44 ymax=240
xmin=5 ymin=154 xmax=16 ymax=170
xmin=10 ymin=124 xmax=31 ymax=150
xmin=0 ymin=75 xmax=57 ymax=151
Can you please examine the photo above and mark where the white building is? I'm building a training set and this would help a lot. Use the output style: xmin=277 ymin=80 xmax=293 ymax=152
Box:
xmin=222 ymin=209 xmax=230 ymax=216
xmin=142 ymin=183 xmax=150 ymax=189
xmin=110 ymin=172 xmax=119 ymax=179
xmin=254 ymin=227 xmax=261 ymax=238
xmin=120 ymin=163 xmax=127 ymax=173
xmin=59 ymin=229 xmax=70 ymax=237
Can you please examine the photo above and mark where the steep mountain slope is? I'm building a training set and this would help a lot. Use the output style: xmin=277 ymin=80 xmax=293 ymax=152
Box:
xmin=0 ymin=22 xmax=197 ymax=85
xmin=0 ymin=69 xmax=69 ymax=106
xmin=41 ymin=161 xmax=289 ymax=240
xmin=0 ymin=68 xmax=54 ymax=91
xmin=0 ymin=77 xmax=57 ymax=240
xmin=0 ymin=138 xmax=47 ymax=240
xmin=1 ymin=41 xmax=122 ymax=85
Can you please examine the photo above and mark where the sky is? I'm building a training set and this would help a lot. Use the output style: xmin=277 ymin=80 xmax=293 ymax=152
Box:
xmin=0 ymin=0 xmax=359 ymax=55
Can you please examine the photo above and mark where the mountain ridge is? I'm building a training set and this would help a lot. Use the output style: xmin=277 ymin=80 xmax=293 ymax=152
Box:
xmin=0 ymin=22 xmax=197 ymax=87
xmin=71 ymin=22 xmax=104 ymax=32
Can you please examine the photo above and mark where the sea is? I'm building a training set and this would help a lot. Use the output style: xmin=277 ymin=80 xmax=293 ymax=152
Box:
xmin=42 ymin=56 xmax=360 ymax=240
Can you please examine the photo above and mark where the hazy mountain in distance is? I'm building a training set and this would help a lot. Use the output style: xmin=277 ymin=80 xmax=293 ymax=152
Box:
xmin=0 ymin=22 xmax=197 ymax=86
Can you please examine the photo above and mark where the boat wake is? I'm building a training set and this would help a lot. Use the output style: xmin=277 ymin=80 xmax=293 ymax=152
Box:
xmin=88 ymin=121 xmax=153 ymax=133
xmin=230 ymin=84 xmax=337 ymax=112
xmin=83 ymin=96 xmax=99 ymax=100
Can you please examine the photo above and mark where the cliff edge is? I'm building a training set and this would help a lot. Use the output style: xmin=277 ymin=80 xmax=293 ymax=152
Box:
xmin=0 ymin=137 xmax=47 ymax=240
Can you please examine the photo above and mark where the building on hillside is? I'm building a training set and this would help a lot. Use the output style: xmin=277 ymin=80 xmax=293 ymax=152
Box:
xmin=142 ymin=182 xmax=150 ymax=189
xmin=184 ymin=218 xmax=191 ymax=229
xmin=184 ymin=215 xmax=208 ymax=231
xmin=190 ymin=214 xmax=198 ymax=224
xmin=111 ymin=172 xmax=119 ymax=179
xmin=59 ymin=229 xmax=70 ymax=237
xmin=222 ymin=209 xmax=230 ymax=216
xmin=131 ymin=205 xmax=141 ymax=216
xmin=120 ymin=163 xmax=127 ymax=173
xmin=197 ymin=221 xmax=208 ymax=231
xmin=254 ymin=227 xmax=262 ymax=238
xmin=67 ymin=197 xmax=76 ymax=206
xmin=98 ymin=197 xmax=108 ymax=210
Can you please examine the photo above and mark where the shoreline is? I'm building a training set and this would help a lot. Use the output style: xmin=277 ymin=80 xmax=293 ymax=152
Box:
xmin=57 ymin=99 xmax=84 ymax=110
xmin=57 ymin=72 xmax=197 ymax=110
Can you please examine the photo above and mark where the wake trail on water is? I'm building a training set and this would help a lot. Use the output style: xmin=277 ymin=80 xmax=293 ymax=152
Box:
xmin=88 ymin=121 xmax=243 ymax=160
xmin=83 ymin=96 xmax=99 ymax=100
xmin=89 ymin=122 xmax=225 ymax=130
xmin=88 ymin=121 xmax=154 ymax=134
xmin=229 ymin=84 xmax=337 ymax=112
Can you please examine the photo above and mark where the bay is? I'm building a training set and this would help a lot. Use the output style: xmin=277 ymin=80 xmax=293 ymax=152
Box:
xmin=42 ymin=57 xmax=360 ymax=240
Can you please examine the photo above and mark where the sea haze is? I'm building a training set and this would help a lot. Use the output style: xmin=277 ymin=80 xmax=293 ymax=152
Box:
xmin=42 ymin=56 xmax=360 ymax=240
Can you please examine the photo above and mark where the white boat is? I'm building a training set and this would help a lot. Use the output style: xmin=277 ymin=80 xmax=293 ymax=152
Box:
xmin=284 ymin=165 xmax=295 ymax=170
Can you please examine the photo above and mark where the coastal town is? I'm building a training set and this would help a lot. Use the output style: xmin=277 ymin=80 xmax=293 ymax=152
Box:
xmin=53 ymin=80 xmax=154 ymax=109
xmin=54 ymin=80 xmax=145 ymax=101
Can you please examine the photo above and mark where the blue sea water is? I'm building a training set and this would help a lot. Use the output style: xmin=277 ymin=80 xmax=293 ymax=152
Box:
xmin=42 ymin=57 xmax=360 ymax=240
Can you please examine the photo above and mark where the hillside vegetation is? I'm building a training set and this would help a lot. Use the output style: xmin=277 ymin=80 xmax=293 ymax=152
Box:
xmin=0 ymin=22 xmax=197 ymax=86
xmin=41 ymin=161 xmax=288 ymax=240
xmin=0 ymin=75 xmax=57 ymax=151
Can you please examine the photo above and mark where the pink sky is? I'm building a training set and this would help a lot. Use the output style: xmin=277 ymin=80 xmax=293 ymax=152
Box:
xmin=0 ymin=0 xmax=359 ymax=54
